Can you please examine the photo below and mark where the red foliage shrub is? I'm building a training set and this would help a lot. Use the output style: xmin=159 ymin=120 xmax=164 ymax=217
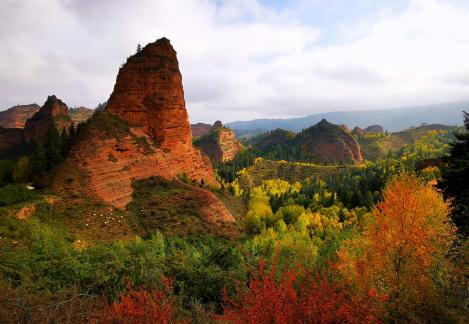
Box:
xmin=219 ymin=259 xmax=380 ymax=324
xmin=96 ymin=277 xmax=179 ymax=324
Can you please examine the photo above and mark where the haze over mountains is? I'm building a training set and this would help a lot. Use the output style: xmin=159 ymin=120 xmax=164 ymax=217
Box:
xmin=227 ymin=102 xmax=467 ymax=134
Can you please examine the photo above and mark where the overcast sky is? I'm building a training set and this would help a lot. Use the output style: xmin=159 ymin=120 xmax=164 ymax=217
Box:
xmin=1 ymin=0 xmax=469 ymax=123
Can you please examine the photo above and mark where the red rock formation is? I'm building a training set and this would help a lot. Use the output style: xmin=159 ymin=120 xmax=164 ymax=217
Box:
xmin=191 ymin=123 xmax=212 ymax=138
xmin=60 ymin=124 xmax=218 ymax=209
xmin=24 ymin=96 xmax=73 ymax=142
xmin=194 ymin=121 xmax=242 ymax=162
xmin=351 ymin=126 xmax=365 ymax=137
xmin=55 ymin=38 xmax=224 ymax=215
xmin=0 ymin=104 xmax=40 ymax=128
xmin=106 ymin=38 xmax=193 ymax=153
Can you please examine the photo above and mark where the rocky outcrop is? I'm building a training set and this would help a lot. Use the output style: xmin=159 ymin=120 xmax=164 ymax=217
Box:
xmin=55 ymin=38 xmax=224 ymax=214
xmin=69 ymin=107 xmax=94 ymax=124
xmin=24 ymin=96 xmax=73 ymax=142
xmin=340 ymin=124 xmax=351 ymax=133
xmin=364 ymin=125 xmax=384 ymax=133
xmin=191 ymin=123 xmax=212 ymax=138
xmin=0 ymin=104 xmax=40 ymax=128
xmin=106 ymin=37 xmax=193 ymax=153
xmin=296 ymin=119 xmax=363 ymax=164
xmin=351 ymin=126 xmax=365 ymax=137
xmin=194 ymin=121 xmax=242 ymax=162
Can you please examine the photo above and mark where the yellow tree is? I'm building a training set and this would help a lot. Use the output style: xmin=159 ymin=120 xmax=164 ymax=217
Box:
xmin=338 ymin=173 xmax=455 ymax=321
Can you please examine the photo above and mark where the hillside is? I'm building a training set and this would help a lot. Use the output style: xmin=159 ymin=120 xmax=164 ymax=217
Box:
xmin=227 ymin=101 xmax=466 ymax=135
xmin=69 ymin=106 xmax=94 ymax=124
xmin=236 ymin=158 xmax=355 ymax=190
xmin=0 ymin=104 xmax=40 ymax=128
xmin=249 ymin=119 xmax=363 ymax=164
xmin=358 ymin=124 xmax=452 ymax=160
xmin=49 ymin=38 xmax=236 ymax=242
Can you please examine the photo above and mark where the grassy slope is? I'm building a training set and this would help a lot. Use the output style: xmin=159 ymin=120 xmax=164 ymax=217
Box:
xmin=127 ymin=177 xmax=242 ymax=239
xmin=359 ymin=125 xmax=451 ymax=160
xmin=237 ymin=159 xmax=355 ymax=190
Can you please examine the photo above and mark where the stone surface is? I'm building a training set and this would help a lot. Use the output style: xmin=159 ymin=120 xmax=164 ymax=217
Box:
xmin=106 ymin=37 xmax=192 ymax=153
xmin=0 ymin=104 xmax=40 ymax=128
xmin=56 ymin=38 xmax=224 ymax=217
xmin=24 ymin=95 xmax=73 ymax=142
xmin=195 ymin=121 xmax=242 ymax=162
xmin=351 ymin=126 xmax=365 ymax=137
xmin=191 ymin=122 xmax=212 ymax=138
xmin=58 ymin=126 xmax=218 ymax=209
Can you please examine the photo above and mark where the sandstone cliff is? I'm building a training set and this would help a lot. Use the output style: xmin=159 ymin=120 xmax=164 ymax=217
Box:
xmin=106 ymin=37 xmax=193 ymax=153
xmin=191 ymin=123 xmax=212 ymax=138
xmin=0 ymin=104 xmax=40 ymax=128
xmin=54 ymin=37 xmax=232 ymax=226
xmin=194 ymin=121 xmax=242 ymax=162
xmin=24 ymin=96 xmax=73 ymax=142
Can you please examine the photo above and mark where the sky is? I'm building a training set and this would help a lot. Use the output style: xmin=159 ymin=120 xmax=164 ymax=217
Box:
xmin=1 ymin=0 xmax=469 ymax=123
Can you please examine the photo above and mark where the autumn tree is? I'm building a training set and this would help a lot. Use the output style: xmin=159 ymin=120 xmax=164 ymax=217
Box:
xmin=338 ymin=173 xmax=455 ymax=322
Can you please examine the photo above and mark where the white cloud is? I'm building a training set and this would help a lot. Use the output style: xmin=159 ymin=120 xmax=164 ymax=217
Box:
xmin=0 ymin=0 xmax=469 ymax=123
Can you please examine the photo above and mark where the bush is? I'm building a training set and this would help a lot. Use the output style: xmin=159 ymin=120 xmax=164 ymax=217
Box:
xmin=0 ymin=184 xmax=35 ymax=206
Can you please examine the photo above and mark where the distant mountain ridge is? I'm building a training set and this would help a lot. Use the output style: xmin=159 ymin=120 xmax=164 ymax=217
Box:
xmin=226 ymin=102 xmax=468 ymax=134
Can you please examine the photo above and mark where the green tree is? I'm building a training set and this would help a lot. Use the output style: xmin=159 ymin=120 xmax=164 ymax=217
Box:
xmin=44 ymin=125 xmax=63 ymax=169
xmin=438 ymin=111 xmax=469 ymax=237
xmin=31 ymin=141 xmax=46 ymax=175
xmin=0 ymin=159 xmax=14 ymax=183
xmin=12 ymin=156 xmax=30 ymax=183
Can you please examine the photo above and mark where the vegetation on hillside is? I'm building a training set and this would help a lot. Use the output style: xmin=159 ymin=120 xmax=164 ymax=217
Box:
xmin=0 ymin=113 xmax=467 ymax=322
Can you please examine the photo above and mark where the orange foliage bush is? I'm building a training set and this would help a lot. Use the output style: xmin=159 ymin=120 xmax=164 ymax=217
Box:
xmin=219 ymin=259 xmax=380 ymax=324
xmin=338 ymin=173 xmax=456 ymax=321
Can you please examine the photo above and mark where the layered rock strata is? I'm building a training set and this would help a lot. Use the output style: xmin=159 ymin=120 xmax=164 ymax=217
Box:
xmin=195 ymin=121 xmax=242 ymax=162
xmin=56 ymin=38 xmax=229 ymax=219
xmin=24 ymin=96 xmax=73 ymax=142
xmin=0 ymin=104 xmax=40 ymax=128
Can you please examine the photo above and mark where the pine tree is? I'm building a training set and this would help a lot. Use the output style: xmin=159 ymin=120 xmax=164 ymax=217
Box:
xmin=61 ymin=127 xmax=69 ymax=156
xmin=438 ymin=111 xmax=469 ymax=237
xmin=31 ymin=140 xmax=46 ymax=175
xmin=44 ymin=124 xmax=63 ymax=169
